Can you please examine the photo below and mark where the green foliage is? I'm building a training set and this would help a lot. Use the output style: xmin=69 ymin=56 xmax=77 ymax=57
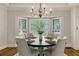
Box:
xmin=31 ymin=20 xmax=46 ymax=33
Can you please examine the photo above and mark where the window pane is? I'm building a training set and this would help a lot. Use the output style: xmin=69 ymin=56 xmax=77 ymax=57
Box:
xmin=53 ymin=19 xmax=60 ymax=32
xmin=19 ymin=18 xmax=28 ymax=33
xmin=31 ymin=19 xmax=40 ymax=35
xmin=29 ymin=18 xmax=49 ymax=36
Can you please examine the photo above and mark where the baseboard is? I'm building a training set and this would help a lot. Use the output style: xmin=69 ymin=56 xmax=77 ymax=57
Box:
xmin=0 ymin=44 xmax=17 ymax=50
xmin=0 ymin=45 xmax=8 ymax=50
xmin=65 ymin=47 xmax=79 ymax=51
xmin=8 ymin=44 xmax=17 ymax=47
xmin=65 ymin=47 xmax=72 ymax=49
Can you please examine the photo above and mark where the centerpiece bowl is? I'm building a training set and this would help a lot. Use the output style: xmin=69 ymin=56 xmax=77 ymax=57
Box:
xmin=45 ymin=33 xmax=54 ymax=41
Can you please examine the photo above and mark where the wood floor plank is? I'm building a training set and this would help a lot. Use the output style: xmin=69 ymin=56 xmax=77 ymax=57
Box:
xmin=0 ymin=47 xmax=17 ymax=56
xmin=64 ymin=47 xmax=79 ymax=56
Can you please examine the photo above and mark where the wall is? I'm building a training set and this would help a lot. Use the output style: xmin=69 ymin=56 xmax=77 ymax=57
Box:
xmin=7 ymin=7 xmax=71 ymax=47
xmin=71 ymin=7 xmax=77 ymax=49
xmin=0 ymin=5 xmax=7 ymax=50
xmin=71 ymin=6 xmax=79 ymax=50
xmin=76 ymin=7 xmax=79 ymax=49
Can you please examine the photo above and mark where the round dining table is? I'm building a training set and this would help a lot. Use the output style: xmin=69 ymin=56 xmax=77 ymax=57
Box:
xmin=27 ymin=36 xmax=56 ymax=56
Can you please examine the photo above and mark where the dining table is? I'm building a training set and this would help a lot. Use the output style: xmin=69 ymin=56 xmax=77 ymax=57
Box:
xmin=27 ymin=36 xmax=56 ymax=56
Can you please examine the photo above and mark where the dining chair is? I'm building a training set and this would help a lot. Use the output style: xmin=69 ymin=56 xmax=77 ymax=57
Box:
xmin=43 ymin=38 xmax=57 ymax=56
xmin=52 ymin=39 xmax=66 ymax=56
xmin=44 ymin=39 xmax=66 ymax=56
xmin=43 ymin=33 xmax=54 ymax=51
xmin=16 ymin=38 xmax=37 ymax=56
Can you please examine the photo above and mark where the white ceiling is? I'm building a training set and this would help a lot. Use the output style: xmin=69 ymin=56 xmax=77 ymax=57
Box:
xmin=0 ymin=3 xmax=79 ymax=7
xmin=7 ymin=3 xmax=70 ymax=8
xmin=1 ymin=3 xmax=79 ymax=11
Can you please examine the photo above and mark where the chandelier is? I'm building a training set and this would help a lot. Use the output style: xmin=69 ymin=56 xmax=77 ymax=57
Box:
xmin=30 ymin=3 xmax=53 ymax=18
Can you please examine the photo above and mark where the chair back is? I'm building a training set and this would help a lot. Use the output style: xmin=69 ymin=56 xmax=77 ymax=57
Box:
xmin=16 ymin=38 xmax=31 ymax=56
xmin=52 ymin=39 xmax=66 ymax=56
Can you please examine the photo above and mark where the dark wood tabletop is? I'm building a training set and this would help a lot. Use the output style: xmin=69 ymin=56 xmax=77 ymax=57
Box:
xmin=27 ymin=36 xmax=56 ymax=47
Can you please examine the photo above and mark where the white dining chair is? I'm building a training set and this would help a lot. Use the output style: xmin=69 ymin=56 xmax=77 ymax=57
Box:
xmin=43 ymin=41 xmax=57 ymax=56
xmin=44 ymin=39 xmax=66 ymax=56
xmin=16 ymin=38 xmax=37 ymax=56
xmin=51 ymin=39 xmax=66 ymax=56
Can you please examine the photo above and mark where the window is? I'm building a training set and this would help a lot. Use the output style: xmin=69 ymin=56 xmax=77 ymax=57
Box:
xmin=29 ymin=18 xmax=49 ymax=36
xmin=19 ymin=18 xmax=28 ymax=33
xmin=52 ymin=18 xmax=60 ymax=32
xmin=19 ymin=17 xmax=61 ymax=35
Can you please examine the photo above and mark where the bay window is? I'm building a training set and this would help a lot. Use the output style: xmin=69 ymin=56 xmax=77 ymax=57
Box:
xmin=19 ymin=17 xmax=61 ymax=36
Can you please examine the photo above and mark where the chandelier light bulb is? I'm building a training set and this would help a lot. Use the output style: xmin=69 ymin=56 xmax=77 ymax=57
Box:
xmin=30 ymin=3 xmax=53 ymax=18
xmin=30 ymin=10 xmax=32 ymax=13
xmin=45 ymin=11 xmax=48 ymax=14
xmin=43 ymin=5 xmax=45 ymax=8
xmin=32 ymin=6 xmax=34 ymax=9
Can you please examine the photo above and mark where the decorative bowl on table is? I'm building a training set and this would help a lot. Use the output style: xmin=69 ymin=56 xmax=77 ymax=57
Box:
xmin=27 ymin=33 xmax=36 ymax=39
xmin=45 ymin=40 xmax=56 ymax=44
xmin=27 ymin=33 xmax=34 ymax=37
xmin=45 ymin=33 xmax=54 ymax=41
xmin=45 ymin=37 xmax=53 ymax=39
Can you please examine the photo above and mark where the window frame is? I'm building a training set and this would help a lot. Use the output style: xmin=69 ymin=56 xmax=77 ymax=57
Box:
xmin=18 ymin=17 xmax=62 ymax=35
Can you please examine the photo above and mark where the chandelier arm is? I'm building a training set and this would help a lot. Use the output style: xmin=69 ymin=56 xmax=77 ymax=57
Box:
xmin=39 ymin=3 xmax=42 ymax=18
xmin=40 ymin=3 xmax=41 ymax=10
xmin=30 ymin=3 xmax=52 ymax=18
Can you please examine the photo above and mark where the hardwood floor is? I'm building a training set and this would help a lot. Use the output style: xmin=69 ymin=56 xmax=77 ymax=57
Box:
xmin=0 ymin=47 xmax=17 ymax=56
xmin=64 ymin=47 xmax=79 ymax=56
xmin=0 ymin=47 xmax=79 ymax=56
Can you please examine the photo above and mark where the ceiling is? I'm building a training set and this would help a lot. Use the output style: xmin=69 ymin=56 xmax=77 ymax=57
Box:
xmin=1 ymin=3 xmax=79 ymax=7
xmin=1 ymin=3 xmax=79 ymax=11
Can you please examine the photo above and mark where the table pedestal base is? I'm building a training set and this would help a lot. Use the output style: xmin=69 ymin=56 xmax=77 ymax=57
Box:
xmin=38 ymin=47 xmax=44 ymax=56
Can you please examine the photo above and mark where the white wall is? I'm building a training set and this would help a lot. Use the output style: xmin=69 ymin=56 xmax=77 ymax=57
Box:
xmin=7 ymin=7 xmax=71 ymax=47
xmin=76 ymin=7 xmax=79 ymax=49
xmin=0 ymin=5 xmax=7 ymax=50
xmin=71 ymin=7 xmax=77 ymax=49
xmin=71 ymin=6 xmax=79 ymax=50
